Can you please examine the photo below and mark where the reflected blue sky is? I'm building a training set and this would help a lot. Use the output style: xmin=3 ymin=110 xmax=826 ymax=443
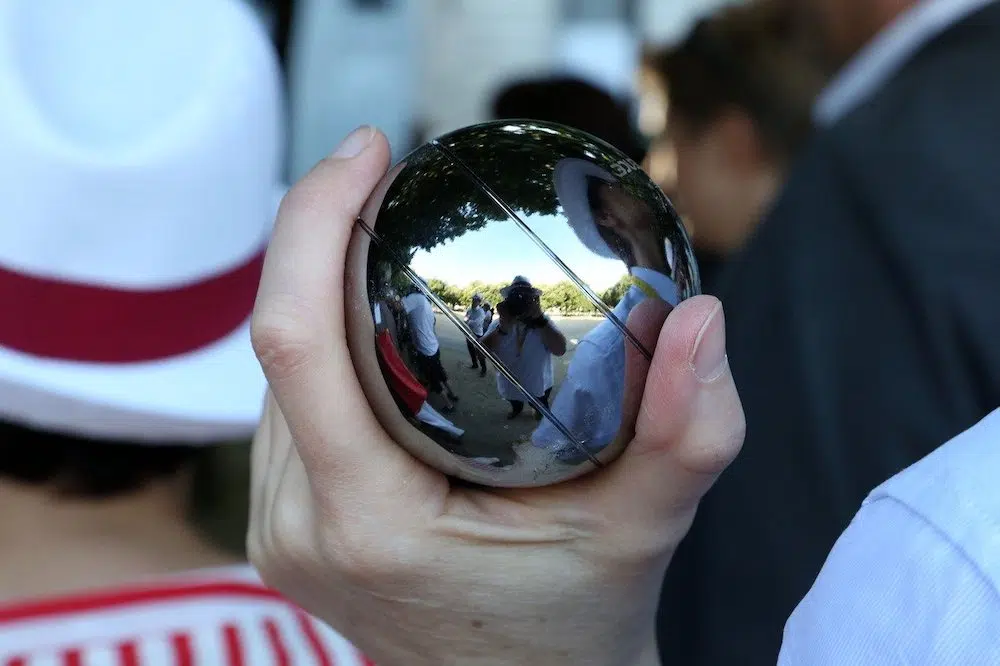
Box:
xmin=410 ymin=212 xmax=627 ymax=291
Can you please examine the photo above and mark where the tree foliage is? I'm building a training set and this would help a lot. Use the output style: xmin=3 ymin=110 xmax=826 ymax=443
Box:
xmin=364 ymin=121 xmax=692 ymax=312
xmin=371 ymin=122 xmax=620 ymax=261
xmin=601 ymin=275 xmax=632 ymax=308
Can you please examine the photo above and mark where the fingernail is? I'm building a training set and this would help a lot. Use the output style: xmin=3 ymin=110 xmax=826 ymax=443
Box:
xmin=690 ymin=302 xmax=727 ymax=382
xmin=331 ymin=126 xmax=375 ymax=160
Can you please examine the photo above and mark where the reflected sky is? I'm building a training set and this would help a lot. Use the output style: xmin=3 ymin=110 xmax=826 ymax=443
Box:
xmin=410 ymin=211 xmax=627 ymax=291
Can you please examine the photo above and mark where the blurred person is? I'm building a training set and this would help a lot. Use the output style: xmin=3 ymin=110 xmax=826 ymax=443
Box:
xmin=658 ymin=0 xmax=1000 ymax=663
xmin=490 ymin=76 xmax=646 ymax=164
xmin=635 ymin=48 xmax=678 ymax=200
xmin=0 ymin=0 xmax=367 ymax=663
xmin=653 ymin=0 xmax=826 ymax=260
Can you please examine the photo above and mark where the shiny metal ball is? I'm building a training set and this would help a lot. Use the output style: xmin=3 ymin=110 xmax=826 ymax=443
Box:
xmin=346 ymin=120 xmax=699 ymax=487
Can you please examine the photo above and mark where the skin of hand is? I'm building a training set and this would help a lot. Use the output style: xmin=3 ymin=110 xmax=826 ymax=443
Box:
xmin=521 ymin=297 xmax=544 ymax=321
xmin=496 ymin=305 xmax=514 ymax=332
xmin=537 ymin=319 xmax=568 ymax=357
xmin=513 ymin=297 xmax=567 ymax=356
xmin=248 ymin=127 xmax=746 ymax=666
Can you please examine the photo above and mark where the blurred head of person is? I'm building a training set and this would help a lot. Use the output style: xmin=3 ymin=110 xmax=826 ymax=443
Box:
xmin=635 ymin=49 xmax=679 ymax=200
xmin=0 ymin=0 xmax=284 ymax=598
xmin=491 ymin=76 xmax=646 ymax=164
xmin=655 ymin=0 xmax=827 ymax=255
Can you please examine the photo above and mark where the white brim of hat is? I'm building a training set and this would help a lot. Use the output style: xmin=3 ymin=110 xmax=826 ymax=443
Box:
xmin=0 ymin=185 xmax=288 ymax=445
xmin=553 ymin=158 xmax=619 ymax=260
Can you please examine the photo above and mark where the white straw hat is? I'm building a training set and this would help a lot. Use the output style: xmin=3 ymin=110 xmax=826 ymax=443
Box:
xmin=0 ymin=0 xmax=286 ymax=443
xmin=553 ymin=158 xmax=618 ymax=259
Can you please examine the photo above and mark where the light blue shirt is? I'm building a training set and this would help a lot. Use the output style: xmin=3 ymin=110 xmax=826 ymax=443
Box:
xmin=778 ymin=407 xmax=1000 ymax=664
xmin=530 ymin=267 xmax=678 ymax=456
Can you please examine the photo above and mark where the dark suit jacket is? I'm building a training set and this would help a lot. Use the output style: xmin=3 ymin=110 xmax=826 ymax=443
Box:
xmin=657 ymin=3 xmax=1000 ymax=664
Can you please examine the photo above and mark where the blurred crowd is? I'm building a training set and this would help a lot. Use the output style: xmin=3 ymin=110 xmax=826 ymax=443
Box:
xmin=2 ymin=0 xmax=1000 ymax=664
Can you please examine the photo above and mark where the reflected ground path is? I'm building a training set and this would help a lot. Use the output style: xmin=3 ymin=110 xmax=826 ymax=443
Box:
xmin=430 ymin=312 xmax=600 ymax=464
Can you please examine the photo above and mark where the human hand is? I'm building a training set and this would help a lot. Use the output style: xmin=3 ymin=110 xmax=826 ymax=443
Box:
xmin=520 ymin=296 xmax=544 ymax=321
xmin=248 ymin=127 xmax=745 ymax=666
xmin=496 ymin=303 xmax=514 ymax=331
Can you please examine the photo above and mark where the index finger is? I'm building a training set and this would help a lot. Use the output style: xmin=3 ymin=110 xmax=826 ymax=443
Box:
xmin=250 ymin=128 xmax=433 ymax=505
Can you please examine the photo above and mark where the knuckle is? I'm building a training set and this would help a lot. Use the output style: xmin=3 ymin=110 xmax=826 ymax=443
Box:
xmin=250 ymin=295 xmax=322 ymax=382
xmin=247 ymin=497 xmax=319 ymax=589
xmin=252 ymin=526 xmax=314 ymax=592
xmin=246 ymin=530 xmax=270 ymax=574
xmin=283 ymin=162 xmax=359 ymax=221
xmin=268 ymin=512 xmax=316 ymax=572
xmin=270 ymin=503 xmax=308 ymax=554
xmin=247 ymin=533 xmax=286 ymax=589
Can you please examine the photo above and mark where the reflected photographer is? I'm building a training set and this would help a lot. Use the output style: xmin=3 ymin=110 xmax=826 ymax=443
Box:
xmin=482 ymin=277 xmax=567 ymax=421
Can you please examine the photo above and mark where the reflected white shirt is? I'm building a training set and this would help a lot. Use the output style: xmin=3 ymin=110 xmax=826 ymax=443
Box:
xmin=485 ymin=319 xmax=555 ymax=401
xmin=531 ymin=267 xmax=678 ymax=455
xmin=402 ymin=293 xmax=439 ymax=356
xmin=778 ymin=408 xmax=1000 ymax=665
xmin=465 ymin=306 xmax=486 ymax=336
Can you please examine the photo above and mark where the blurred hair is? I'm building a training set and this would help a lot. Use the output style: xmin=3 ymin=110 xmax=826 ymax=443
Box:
xmin=0 ymin=420 xmax=205 ymax=499
xmin=491 ymin=76 xmax=646 ymax=164
xmin=652 ymin=0 xmax=827 ymax=160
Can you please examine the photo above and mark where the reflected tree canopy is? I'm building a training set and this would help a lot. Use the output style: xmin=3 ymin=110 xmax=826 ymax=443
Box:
xmin=375 ymin=121 xmax=646 ymax=256
xmin=362 ymin=119 xmax=698 ymax=310
xmin=423 ymin=275 xmax=635 ymax=314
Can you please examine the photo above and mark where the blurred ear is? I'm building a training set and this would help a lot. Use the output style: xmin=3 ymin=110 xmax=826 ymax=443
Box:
xmin=715 ymin=110 xmax=767 ymax=173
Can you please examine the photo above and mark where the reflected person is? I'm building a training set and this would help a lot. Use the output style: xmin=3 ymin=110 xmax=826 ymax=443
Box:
xmin=464 ymin=293 xmax=488 ymax=376
xmin=481 ymin=277 xmax=567 ymax=421
xmin=530 ymin=159 xmax=680 ymax=464
xmin=372 ymin=298 xmax=465 ymax=443
xmin=482 ymin=300 xmax=494 ymax=330
xmin=401 ymin=286 xmax=460 ymax=412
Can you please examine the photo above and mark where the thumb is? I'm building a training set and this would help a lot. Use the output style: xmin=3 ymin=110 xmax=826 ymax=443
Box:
xmin=601 ymin=295 xmax=745 ymax=521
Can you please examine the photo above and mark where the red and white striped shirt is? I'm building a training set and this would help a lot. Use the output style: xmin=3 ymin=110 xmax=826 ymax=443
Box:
xmin=0 ymin=566 xmax=373 ymax=666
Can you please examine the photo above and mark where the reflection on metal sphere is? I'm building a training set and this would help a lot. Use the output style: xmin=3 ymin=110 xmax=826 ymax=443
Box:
xmin=346 ymin=120 xmax=699 ymax=487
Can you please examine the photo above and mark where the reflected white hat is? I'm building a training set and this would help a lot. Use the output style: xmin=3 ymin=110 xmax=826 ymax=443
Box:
xmin=553 ymin=158 xmax=618 ymax=259
xmin=0 ymin=0 xmax=286 ymax=443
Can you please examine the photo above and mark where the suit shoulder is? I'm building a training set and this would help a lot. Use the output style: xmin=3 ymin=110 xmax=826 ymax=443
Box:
xmin=831 ymin=28 xmax=1000 ymax=170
